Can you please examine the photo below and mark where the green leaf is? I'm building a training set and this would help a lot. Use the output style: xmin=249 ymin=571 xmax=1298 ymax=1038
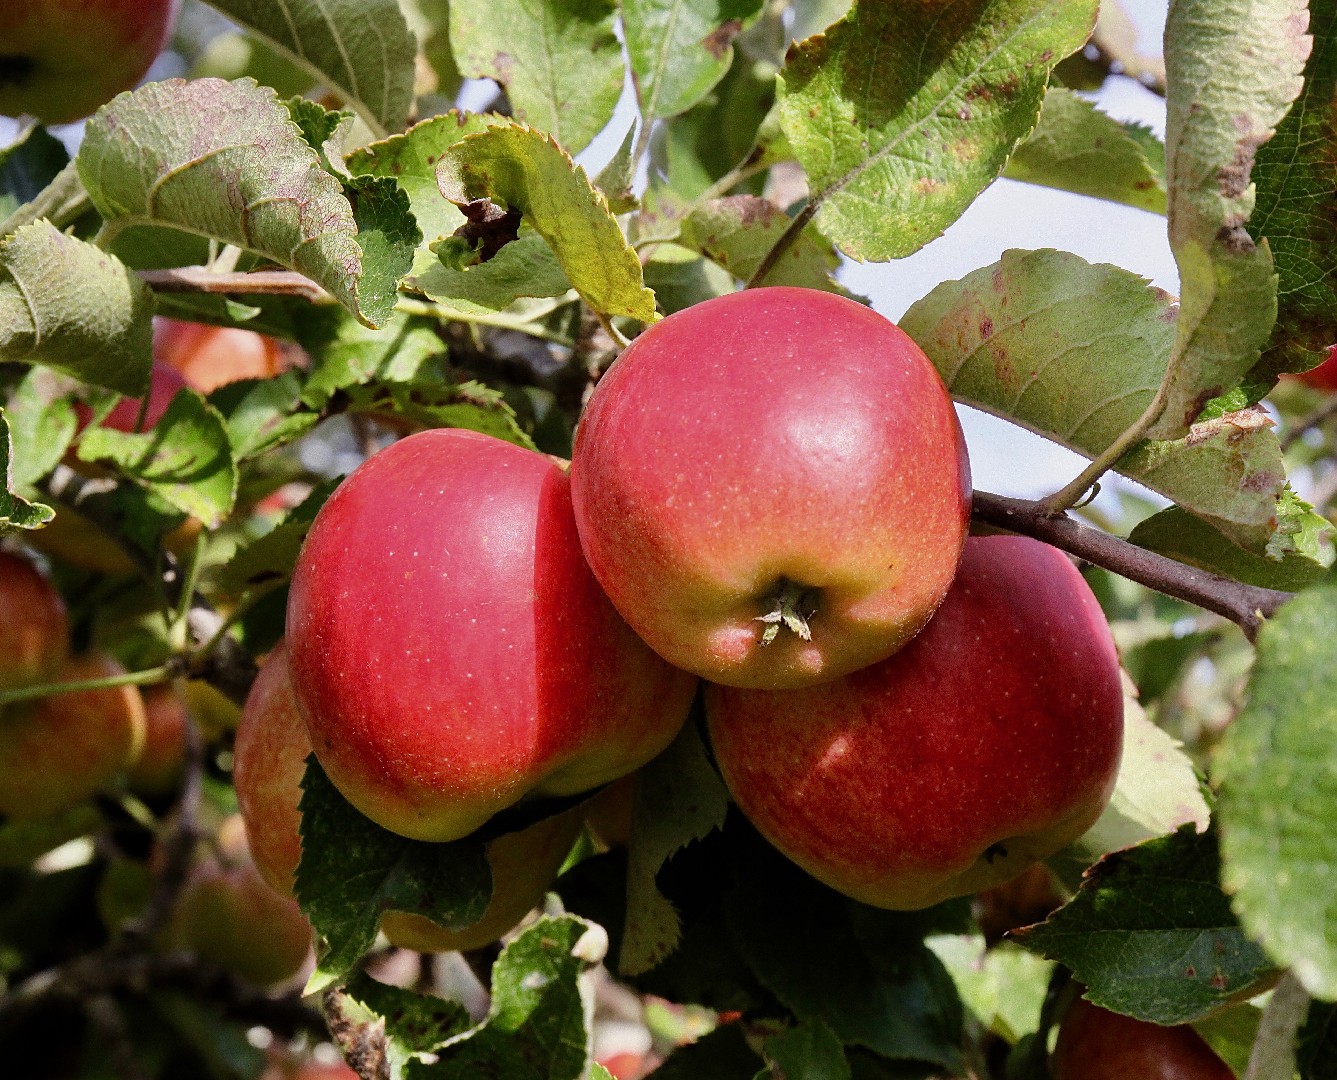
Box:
xmin=437 ymin=125 xmax=657 ymax=321
xmin=344 ymin=971 xmax=472 ymax=1058
xmin=778 ymin=0 xmax=1097 ymax=261
xmin=926 ymin=937 xmax=1051 ymax=1044
xmin=4 ymin=368 xmax=78 ymax=489
xmin=1193 ymin=1004 xmax=1265 ymax=1078
xmin=764 ymin=1018 xmax=851 ymax=1080
xmin=900 ymin=249 xmax=1290 ymax=553
xmin=413 ymin=228 xmax=574 ymax=316
xmin=0 ymin=220 xmax=153 ymax=396
xmin=217 ymin=479 xmax=338 ymax=595
xmin=406 ymin=914 xmax=606 ymax=1079
xmin=76 ymin=390 xmax=238 ymax=529
xmin=619 ymin=721 xmax=730 ymax=977
xmin=1148 ymin=0 xmax=1309 ymax=437
xmin=0 ymin=125 xmax=70 ymax=222
xmin=1003 ymin=88 xmax=1166 ymax=214
xmin=1013 ymin=828 xmax=1276 ymax=1024
xmin=448 ymin=0 xmax=623 ymax=154
xmin=1250 ymin=1 xmax=1337 ymax=381
xmin=0 ymin=410 xmax=54 ymax=532
xmin=78 ymin=78 xmax=387 ymax=328
xmin=1129 ymin=506 xmax=1331 ymax=591
xmin=347 ymin=111 xmax=505 ymax=274
xmin=207 ymin=374 xmax=319 ymax=461
xmin=727 ymin=842 xmax=965 ymax=1071
xmin=344 ymin=379 xmax=536 ymax=448
xmin=1216 ymin=580 xmax=1337 ymax=1000
xmin=642 ymin=243 xmax=737 ymax=315
xmin=0 ymin=805 xmax=101 ymax=868
xmin=674 ymin=195 xmax=843 ymax=291
xmin=199 ymin=0 xmax=417 ymax=136
xmin=297 ymin=307 xmax=445 ymax=409
xmin=651 ymin=1024 xmax=762 ymax=1079
xmin=624 ymin=0 xmax=765 ymax=121
xmin=594 ymin=125 xmax=638 ymax=214
xmin=1063 ymin=692 xmax=1211 ymax=864
xmin=296 ymin=757 xmax=491 ymax=993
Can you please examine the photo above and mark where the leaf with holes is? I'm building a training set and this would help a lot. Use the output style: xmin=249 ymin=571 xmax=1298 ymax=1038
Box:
xmin=778 ymin=0 xmax=1097 ymax=262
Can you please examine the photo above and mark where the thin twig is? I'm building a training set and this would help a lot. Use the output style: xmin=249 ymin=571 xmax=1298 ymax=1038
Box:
xmin=1243 ymin=971 xmax=1309 ymax=1080
xmin=139 ymin=267 xmax=331 ymax=304
xmin=322 ymin=987 xmax=391 ymax=1080
xmin=972 ymin=491 xmax=1292 ymax=641
xmin=1280 ymin=393 xmax=1337 ymax=451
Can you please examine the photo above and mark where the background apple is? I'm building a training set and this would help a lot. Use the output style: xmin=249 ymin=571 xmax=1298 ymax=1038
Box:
xmin=164 ymin=815 xmax=312 ymax=987
xmin=235 ymin=643 xmax=587 ymax=951
xmin=706 ymin=535 xmax=1125 ymax=909
xmin=0 ymin=0 xmax=179 ymax=124
xmin=1051 ymin=997 xmax=1234 ymax=1079
xmin=0 ymin=651 xmax=147 ymax=819
xmin=286 ymin=428 xmax=698 ymax=842
xmin=0 ymin=549 xmax=68 ymax=692
xmin=154 ymin=317 xmax=298 ymax=393
xmin=125 ymin=683 xmax=189 ymax=797
xmin=570 ymin=286 xmax=971 ymax=689
xmin=73 ymin=360 xmax=188 ymax=435
xmin=1293 ymin=344 xmax=1337 ymax=391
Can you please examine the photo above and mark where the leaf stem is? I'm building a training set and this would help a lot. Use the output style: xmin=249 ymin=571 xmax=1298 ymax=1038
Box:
xmin=746 ymin=200 xmax=818 ymax=288
xmin=972 ymin=491 xmax=1291 ymax=641
xmin=0 ymin=664 xmax=175 ymax=708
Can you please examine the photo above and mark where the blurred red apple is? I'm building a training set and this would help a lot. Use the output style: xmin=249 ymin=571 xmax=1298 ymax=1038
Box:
xmin=0 ymin=651 xmax=147 ymax=819
xmin=0 ymin=548 xmax=68 ymax=692
xmin=707 ymin=535 xmax=1124 ymax=909
xmin=287 ymin=429 xmax=697 ymax=842
xmin=571 ymin=286 xmax=971 ymax=689
xmin=74 ymin=360 xmax=188 ymax=434
xmin=126 ymin=683 xmax=189 ymax=797
xmin=1052 ymin=997 xmax=1233 ymax=1079
xmin=0 ymin=0 xmax=179 ymax=124
xmin=154 ymin=317 xmax=297 ymax=393
xmin=1293 ymin=344 xmax=1337 ymax=391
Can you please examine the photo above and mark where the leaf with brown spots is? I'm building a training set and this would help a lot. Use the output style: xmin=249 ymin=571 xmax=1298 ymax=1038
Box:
xmin=778 ymin=0 xmax=1098 ymax=261
xmin=1147 ymin=0 xmax=1310 ymax=438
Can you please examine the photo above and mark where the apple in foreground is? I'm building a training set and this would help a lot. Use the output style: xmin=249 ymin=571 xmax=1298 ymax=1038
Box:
xmin=571 ymin=286 xmax=971 ymax=689
xmin=0 ymin=0 xmax=179 ymax=124
xmin=154 ymin=317 xmax=295 ymax=393
xmin=287 ymin=428 xmax=698 ymax=842
xmin=233 ymin=642 xmax=585 ymax=951
xmin=0 ymin=549 xmax=69 ymax=692
xmin=706 ymin=535 xmax=1124 ymax=909
xmin=0 ymin=651 xmax=147 ymax=819
xmin=1051 ymin=997 xmax=1233 ymax=1079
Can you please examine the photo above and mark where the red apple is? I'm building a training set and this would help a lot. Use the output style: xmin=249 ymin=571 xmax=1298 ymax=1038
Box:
xmin=0 ymin=651 xmax=147 ymax=819
xmin=286 ymin=429 xmax=697 ymax=842
xmin=706 ymin=535 xmax=1124 ymax=910
xmin=74 ymin=360 xmax=188 ymax=434
xmin=1052 ymin=997 xmax=1233 ymax=1079
xmin=234 ymin=642 xmax=585 ymax=950
xmin=1293 ymin=344 xmax=1337 ymax=391
xmin=165 ymin=815 xmax=312 ymax=987
xmin=153 ymin=317 xmax=297 ymax=393
xmin=570 ymin=286 xmax=971 ymax=690
xmin=126 ymin=683 xmax=189 ymax=797
xmin=0 ymin=549 xmax=69 ymax=692
xmin=0 ymin=0 xmax=179 ymax=124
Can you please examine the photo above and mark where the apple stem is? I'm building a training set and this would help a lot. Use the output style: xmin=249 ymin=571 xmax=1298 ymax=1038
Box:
xmin=756 ymin=580 xmax=814 ymax=646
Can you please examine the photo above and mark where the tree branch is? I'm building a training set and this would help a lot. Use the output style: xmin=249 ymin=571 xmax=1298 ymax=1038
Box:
xmin=139 ymin=267 xmax=332 ymax=304
xmin=972 ymin=491 xmax=1293 ymax=641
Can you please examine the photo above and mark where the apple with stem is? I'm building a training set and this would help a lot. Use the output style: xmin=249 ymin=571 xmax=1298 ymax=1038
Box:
xmin=234 ymin=642 xmax=585 ymax=951
xmin=1051 ymin=997 xmax=1233 ymax=1079
xmin=0 ymin=651 xmax=147 ymax=819
xmin=571 ymin=286 xmax=971 ymax=689
xmin=0 ymin=0 xmax=180 ymax=124
xmin=0 ymin=549 xmax=69 ymax=693
xmin=286 ymin=428 xmax=698 ymax=842
xmin=706 ymin=535 xmax=1124 ymax=909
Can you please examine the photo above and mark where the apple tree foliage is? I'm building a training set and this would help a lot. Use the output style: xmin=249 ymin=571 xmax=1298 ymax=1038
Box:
xmin=1 ymin=0 xmax=1336 ymax=1077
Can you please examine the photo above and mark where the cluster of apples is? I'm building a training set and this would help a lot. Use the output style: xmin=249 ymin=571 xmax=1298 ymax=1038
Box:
xmin=235 ymin=287 xmax=1126 ymax=952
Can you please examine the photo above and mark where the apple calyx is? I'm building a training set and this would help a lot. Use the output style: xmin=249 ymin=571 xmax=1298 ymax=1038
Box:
xmin=755 ymin=579 xmax=816 ymax=646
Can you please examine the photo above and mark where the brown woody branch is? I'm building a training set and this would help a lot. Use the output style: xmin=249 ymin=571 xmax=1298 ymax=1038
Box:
xmin=139 ymin=267 xmax=331 ymax=304
xmin=972 ymin=491 xmax=1293 ymax=641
